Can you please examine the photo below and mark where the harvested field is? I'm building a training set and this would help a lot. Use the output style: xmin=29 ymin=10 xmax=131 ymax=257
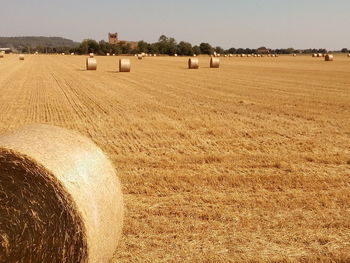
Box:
xmin=0 ymin=54 xmax=349 ymax=262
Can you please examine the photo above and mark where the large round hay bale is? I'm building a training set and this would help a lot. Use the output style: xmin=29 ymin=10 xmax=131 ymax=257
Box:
xmin=0 ymin=124 xmax=123 ymax=262
xmin=89 ymin=53 xmax=94 ymax=58
xmin=0 ymin=53 xmax=4 ymax=58
xmin=293 ymin=53 xmax=297 ymax=57
xmin=106 ymin=53 xmax=110 ymax=56
xmin=312 ymin=53 xmax=317 ymax=57
xmin=210 ymin=57 xmax=220 ymax=68
xmin=119 ymin=58 xmax=131 ymax=72
xmin=19 ymin=54 xmax=24 ymax=60
xmin=347 ymin=53 xmax=350 ymax=57
xmin=174 ymin=54 xmax=178 ymax=57
xmin=86 ymin=57 xmax=97 ymax=70
xmin=325 ymin=54 xmax=333 ymax=61
xmin=188 ymin=58 xmax=199 ymax=69
xmin=317 ymin=53 xmax=322 ymax=57
xmin=137 ymin=55 xmax=143 ymax=60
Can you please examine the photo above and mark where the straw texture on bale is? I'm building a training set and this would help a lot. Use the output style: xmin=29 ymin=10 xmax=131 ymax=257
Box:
xmin=0 ymin=124 xmax=123 ymax=263
xmin=119 ymin=59 xmax=131 ymax=72
xmin=19 ymin=54 xmax=24 ymax=60
xmin=325 ymin=54 xmax=333 ymax=61
xmin=210 ymin=57 xmax=220 ymax=68
xmin=188 ymin=58 xmax=199 ymax=69
xmin=86 ymin=58 xmax=97 ymax=70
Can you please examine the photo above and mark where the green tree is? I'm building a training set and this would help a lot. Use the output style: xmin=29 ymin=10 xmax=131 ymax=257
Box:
xmin=177 ymin=41 xmax=193 ymax=56
xmin=199 ymin=43 xmax=213 ymax=55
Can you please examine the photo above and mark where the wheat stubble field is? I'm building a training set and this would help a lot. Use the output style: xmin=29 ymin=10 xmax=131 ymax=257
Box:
xmin=0 ymin=54 xmax=349 ymax=262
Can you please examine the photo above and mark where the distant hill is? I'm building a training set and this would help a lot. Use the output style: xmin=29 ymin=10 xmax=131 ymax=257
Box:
xmin=0 ymin=36 xmax=79 ymax=50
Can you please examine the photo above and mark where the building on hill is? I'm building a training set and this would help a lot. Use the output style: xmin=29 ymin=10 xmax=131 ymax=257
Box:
xmin=108 ymin=33 xmax=138 ymax=49
xmin=0 ymin=48 xmax=12 ymax=54
xmin=256 ymin=47 xmax=271 ymax=54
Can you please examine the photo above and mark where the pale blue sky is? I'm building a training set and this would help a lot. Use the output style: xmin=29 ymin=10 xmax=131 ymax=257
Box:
xmin=0 ymin=0 xmax=349 ymax=49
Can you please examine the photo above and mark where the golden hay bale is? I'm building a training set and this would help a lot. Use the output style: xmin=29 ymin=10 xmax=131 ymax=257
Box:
xmin=0 ymin=124 xmax=123 ymax=262
xmin=86 ymin=57 xmax=97 ymax=70
xmin=293 ymin=53 xmax=297 ymax=57
xmin=210 ymin=57 xmax=220 ymax=68
xmin=153 ymin=54 xmax=157 ymax=57
xmin=138 ymin=55 xmax=143 ymax=60
xmin=19 ymin=54 xmax=24 ymax=60
xmin=188 ymin=58 xmax=199 ymax=69
xmin=106 ymin=53 xmax=110 ymax=56
xmin=193 ymin=54 xmax=197 ymax=57
xmin=71 ymin=53 xmax=75 ymax=55
xmin=325 ymin=54 xmax=333 ymax=61
xmin=89 ymin=53 xmax=94 ymax=58
xmin=119 ymin=58 xmax=131 ymax=72
xmin=0 ymin=53 xmax=4 ymax=58
xmin=174 ymin=54 xmax=178 ymax=57
xmin=317 ymin=53 xmax=322 ymax=57
xmin=348 ymin=53 xmax=350 ymax=57
xmin=62 ymin=53 xmax=65 ymax=56
xmin=113 ymin=54 xmax=116 ymax=56
xmin=312 ymin=53 xmax=317 ymax=57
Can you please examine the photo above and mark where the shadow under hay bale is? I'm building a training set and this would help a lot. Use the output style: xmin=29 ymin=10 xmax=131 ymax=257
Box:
xmin=0 ymin=124 xmax=123 ymax=263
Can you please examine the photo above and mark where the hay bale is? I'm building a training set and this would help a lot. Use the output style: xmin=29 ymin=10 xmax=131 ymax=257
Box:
xmin=193 ymin=54 xmax=197 ymax=57
xmin=210 ymin=57 xmax=220 ymax=68
xmin=113 ymin=54 xmax=116 ymax=56
xmin=138 ymin=55 xmax=143 ymax=60
xmin=293 ymin=54 xmax=297 ymax=57
xmin=348 ymin=53 xmax=350 ymax=57
xmin=188 ymin=58 xmax=199 ymax=69
xmin=317 ymin=53 xmax=322 ymax=57
xmin=71 ymin=53 xmax=75 ymax=55
xmin=119 ymin=59 xmax=131 ymax=72
xmin=89 ymin=53 xmax=94 ymax=58
xmin=0 ymin=124 xmax=123 ymax=262
xmin=325 ymin=54 xmax=333 ymax=61
xmin=19 ymin=54 xmax=24 ymax=60
xmin=86 ymin=57 xmax=97 ymax=70
xmin=0 ymin=53 xmax=4 ymax=58
xmin=106 ymin=53 xmax=110 ymax=56
xmin=312 ymin=53 xmax=317 ymax=57
xmin=174 ymin=54 xmax=178 ymax=57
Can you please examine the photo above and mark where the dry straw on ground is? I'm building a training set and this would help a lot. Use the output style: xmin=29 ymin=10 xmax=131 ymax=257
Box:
xmin=188 ymin=58 xmax=199 ymax=69
xmin=119 ymin=59 xmax=131 ymax=72
xmin=86 ymin=58 xmax=97 ymax=70
xmin=210 ymin=57 xmax=220 ymax=68
xmin=325 ymin=54 xmax=334 ymax=61
xmin=0 ymin=124 xmax=123 ymax=263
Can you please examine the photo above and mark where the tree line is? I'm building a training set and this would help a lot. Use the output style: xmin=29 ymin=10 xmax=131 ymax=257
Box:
xmin=4 ymin=35 xmax=348 ymax=55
